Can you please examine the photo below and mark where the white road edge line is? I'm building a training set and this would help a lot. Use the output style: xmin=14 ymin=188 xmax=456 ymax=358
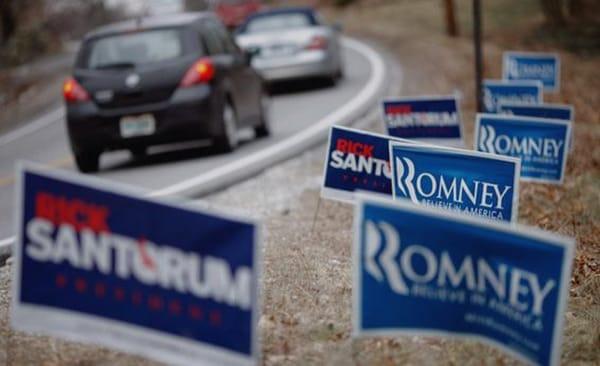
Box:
xmin=0 ymin=107 xmax=65 ymax=146
xmin=0 ymin=37 xmax=387 ymax=257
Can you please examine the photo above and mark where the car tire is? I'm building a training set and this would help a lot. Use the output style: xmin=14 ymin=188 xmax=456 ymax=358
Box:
xmin=214 ymin=100 xmax=239 ymax=153
xmin=327 ymin=65 xmax=344 ymax=86
xmin=254 ymin=92 xmax=271 ymax=138
xmin=327 ymin=72 xmax=339 ymax=87
xmin=335 ymin=66 xmax=344 ymax=80
xmin=75 ymin=151 xmax=100 ymax=173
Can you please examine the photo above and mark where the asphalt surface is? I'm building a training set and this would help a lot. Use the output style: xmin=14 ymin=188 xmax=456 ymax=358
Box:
xmin=0 ymin=44 xmax=372 ymax=240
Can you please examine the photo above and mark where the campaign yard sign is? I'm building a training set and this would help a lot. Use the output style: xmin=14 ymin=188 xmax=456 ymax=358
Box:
xmin=382 ymin=95 xmax=463 ymax=147
xmin=11 ymin=164 xmax=260 ymax=366
xmin=321 ymin=125 xmax=414 ymax=202
xmin=389 ymin=142 xmax=520 ymax=222
xmin=353 ymin=193 xmax=574 ymax=366
xmin=498 ymin=103 xmax=573 ymax=122
xmin=503 ymin=52 xmax=560 ymax=93
xmin=483 ymin=80 xmax=542 ymax=113
xmin=475 ymin=114 xmax=571 ymax=184
xmin=498 ymin=103 xmax=575 ymax=153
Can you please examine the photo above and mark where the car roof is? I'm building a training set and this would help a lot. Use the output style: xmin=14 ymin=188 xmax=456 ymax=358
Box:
xmin=84 ymin=12 xmax=217 ymax=41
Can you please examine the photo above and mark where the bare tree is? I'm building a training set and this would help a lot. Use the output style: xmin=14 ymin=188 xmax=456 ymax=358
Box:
xmin=540 ymin=0 xmax=567 ymax=26
xmin=0 ymin=1 xmax=16 ymax=45
xmin=443 ymin=0 xmax=459 ymax=37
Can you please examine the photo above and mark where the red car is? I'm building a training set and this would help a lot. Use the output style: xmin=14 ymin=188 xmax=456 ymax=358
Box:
xmin=215 ymin=0 xmax=263 ymax=29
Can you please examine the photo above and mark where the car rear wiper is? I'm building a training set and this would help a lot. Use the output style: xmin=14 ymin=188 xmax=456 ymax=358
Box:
xmin=94 ymin=62 xmax=136 ymax=70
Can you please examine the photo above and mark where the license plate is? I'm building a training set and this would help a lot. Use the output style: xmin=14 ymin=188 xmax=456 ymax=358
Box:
xmin=120 ymin=114 xmax=156 ymax=138
xmin=263 ymin=44 xmax=296 ymax=58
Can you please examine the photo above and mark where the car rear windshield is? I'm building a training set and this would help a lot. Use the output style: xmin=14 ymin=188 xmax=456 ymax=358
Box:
xmin=244 ymin=12 xmax=315 ymax=33
xmin=83 ymin=28 xmax=184 ymax=69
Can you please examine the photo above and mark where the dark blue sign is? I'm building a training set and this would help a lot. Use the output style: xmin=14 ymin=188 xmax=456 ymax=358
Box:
xmin=498 ymin=103 xmax=574 ymax=153
xmin=382 ymin=96 xmax=462 ymax=145
xmin=503 ymin=52 xmax=560 ymax=93
xmin=498 ymin=103 xmax=572 ymax=121
xmin=476 ymin=114 xmax=571 ymax=184
xmin=321 ymin=126 xmax=413 ymax=202
xmin=389 ymin=143 xmax=520 ymax=222
xmin=12 ymin=165 xmax=259 ymax=366
xmin=483 ymin=80 xmax=542 ymax=113
xmin=354 ymin=193 xmax=573 ymax=366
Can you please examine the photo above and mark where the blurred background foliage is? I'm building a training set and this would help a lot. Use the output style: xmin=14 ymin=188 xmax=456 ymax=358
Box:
xmin=0 ymin=0 xmax=124 ymax=67
xmin=1 ymin=0 xmax=599 ymax=66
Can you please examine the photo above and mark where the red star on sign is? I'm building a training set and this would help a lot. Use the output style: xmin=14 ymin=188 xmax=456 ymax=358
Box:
xmin=149 ymin=295 xmax=163 ymax=311
xmin=114 ymin=287 xmax=126 ymax=301
xmin=169 ymin=300 xmax=182 ymax=315
xmin=94 ymin=283 xmax=106 ymax=297
xmin=55 ymin=274 xmax=67 ymax=288
xmin=189 ymin=305 xmax=204 ymax=320
xmin=209 ymin=310 xmax=222 ymax=326
xmin=132 ymin=291 xmax=143 ymax=305
xmin=75 ymin=278 xmax=87 ymax=293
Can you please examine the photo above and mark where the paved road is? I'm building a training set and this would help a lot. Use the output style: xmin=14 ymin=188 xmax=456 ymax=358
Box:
xmin=0 ymin=43 xmax=373 ymax=239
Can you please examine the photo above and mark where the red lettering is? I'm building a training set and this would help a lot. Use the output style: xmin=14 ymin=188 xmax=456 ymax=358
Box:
xmin=33 ymin=191 xmax=110 ymax=233
xmin=35 ymin=192 xmax=55 ymax=221
xmin=87 ymin=205 xmax=110 ymax=232
xmin=386 ymin=104 xmax=411 ymax=114
xmin=362 ymin=144 xmax=374 ymax=157
xmin=137 ymin=238 xmax=156 ymax=270
xmin=335 ymin=138 xmax=374 ymax=158
xmin=336 ymin=138 xmax=348 ymax=152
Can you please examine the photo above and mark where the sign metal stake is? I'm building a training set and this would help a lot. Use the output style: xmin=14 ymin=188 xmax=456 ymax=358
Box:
xmin=310 ymin=196 xmax=322 ymax=234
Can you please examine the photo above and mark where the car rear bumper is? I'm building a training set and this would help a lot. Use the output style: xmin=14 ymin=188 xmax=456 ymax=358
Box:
xmin=66 ymin=85 xmax=220 ymax=154
xmin=253 ymin=50 xmax=339 ymax=82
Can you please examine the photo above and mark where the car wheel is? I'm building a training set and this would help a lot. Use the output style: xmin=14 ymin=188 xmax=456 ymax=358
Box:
xmin=327 ymin=73 xmax=338 ymax=87
xmin=214 ymin=100 xmax=239 ymax=153
xmin=254 ymin=92 xmax=271 ymax=138
xmin=335 ymin=66 xmax=344 ymax=80
xmin=75 ymin=151 xmax=100 ymax=173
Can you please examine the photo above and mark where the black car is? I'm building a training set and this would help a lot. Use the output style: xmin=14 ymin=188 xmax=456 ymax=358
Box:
xmin=64 ymin=12 xmax=269 ymax=172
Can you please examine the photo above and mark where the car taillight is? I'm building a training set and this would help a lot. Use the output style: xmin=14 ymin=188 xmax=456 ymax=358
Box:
xmin=305 ymin=36 xmax=328 ymax=50
xmin=180 ymin=58 xmax=215 ymax=87
xmin=63 ymin=77 xmax=90 ymax=103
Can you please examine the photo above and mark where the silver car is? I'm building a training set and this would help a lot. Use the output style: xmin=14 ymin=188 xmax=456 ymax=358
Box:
xmin=235 ymin=7 xmax=344 ymax=84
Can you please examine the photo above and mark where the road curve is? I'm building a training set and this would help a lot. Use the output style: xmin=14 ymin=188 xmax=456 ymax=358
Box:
xmin=0 ymin=37 xmax=388 ymax=253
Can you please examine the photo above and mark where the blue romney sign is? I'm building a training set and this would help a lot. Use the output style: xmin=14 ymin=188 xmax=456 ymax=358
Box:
xmin=483 ymin=79 xmax=542 ymax=113
xmin=11 ymin=165 xmax=260 ymax=366
xmin=382 ymin=95 xmax=463 ymax=146
xmin=321 ymin=125 xmax=413 ymax=202
xmin=499 ymin=103 xmax=573 ymax=122
xmin=389 ymin=142 xmax=520 ymax=222
xmin=354 ymin=193 xmax=574 ymax=366
xmin=503 ymin=52 xmax=560 ymax=93
xmin=475 ymin=114 xmax=571 ymax=184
